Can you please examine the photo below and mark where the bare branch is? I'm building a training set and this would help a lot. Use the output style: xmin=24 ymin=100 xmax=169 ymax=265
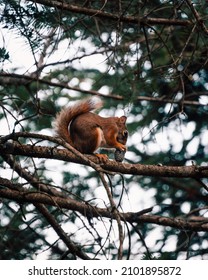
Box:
xmin=0 ymin=73 xmax=204 ymax=107
xmin=99 ymin=172 xmax=124 ymax=259
xmin=1 ymin=133 xmax=208 ymax=179
xmin=26 ymin=0 xmax=192 ymax=27
xmin=36 ymin=203 xmax=92 ymax=259
xmin=0 ymin=155 xmax=91 ymax=259
xmin=185 ymin=0 xmax=208 ymax=35
xmin=1 ymin=185 xmax=208 ymax=232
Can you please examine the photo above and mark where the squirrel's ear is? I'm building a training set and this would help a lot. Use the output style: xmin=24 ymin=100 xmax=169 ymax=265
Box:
xmin=119 ymin=116 xmax=127 ymax=124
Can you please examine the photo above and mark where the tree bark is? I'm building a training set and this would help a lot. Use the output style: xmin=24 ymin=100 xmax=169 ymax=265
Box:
xmin=1 ymin=140 xmax=208 ymax=178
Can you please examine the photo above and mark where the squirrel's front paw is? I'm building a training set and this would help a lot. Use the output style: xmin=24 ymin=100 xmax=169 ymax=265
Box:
xmin=116 ymin=142 xmax=127 ymax=152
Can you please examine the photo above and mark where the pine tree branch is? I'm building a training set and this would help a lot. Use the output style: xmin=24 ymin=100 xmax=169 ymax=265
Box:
xmin=0 ymin=184 xmax=208 ymax=233
xmin=27 ymin=0 xmax=192 ymax=27
xmin=99 ymin=172 xmax=124 ymax=259
xmin=0 ymin=73 xmax=204 ymax=107
xmin=36 ymin=203 xmax=92 ymax=259
xmin=185 ymin=0 xmax=208 ymax=35
xmin=0 ymin=155 xmax=91 ymax=260
xmin=1 ymin=134 xmax=208 ymax=179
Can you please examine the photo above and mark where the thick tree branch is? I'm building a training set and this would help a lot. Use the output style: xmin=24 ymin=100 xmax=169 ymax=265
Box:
xmin=1 ymin=137 xmax=208 ymax=178
xmin=0 ymin=185 xmax=208 ymax=232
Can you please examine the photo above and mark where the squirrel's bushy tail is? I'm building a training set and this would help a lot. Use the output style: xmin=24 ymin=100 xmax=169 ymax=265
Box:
xmin=54 ymin=97 xmax=102 ymax=145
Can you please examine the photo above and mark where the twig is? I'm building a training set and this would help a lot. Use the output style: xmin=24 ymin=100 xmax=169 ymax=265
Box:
xmin=175 ymin=23 xmax=197 ymax=65
xmin=36 ymin=203 xmax=91 ymax=259
xmin=99 ymin=172 xmax=124 ymax=260
xmin=31 ymin=28 xmax=57 ymax=78
xmin=1 ymin=155 xmax=91 ymax=259
xmin=185 ymin=0 xmax=208 ymax=35
xmin=0 ymin=73 xmax=205 ymax=107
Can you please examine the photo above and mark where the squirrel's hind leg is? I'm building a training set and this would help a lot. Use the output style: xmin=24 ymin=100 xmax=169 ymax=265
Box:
xmin=70 ymin=122 xmax=103 ymax=153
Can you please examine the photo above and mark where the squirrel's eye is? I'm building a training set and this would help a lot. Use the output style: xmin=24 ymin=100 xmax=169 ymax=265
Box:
xmin=123 ymin=130 xmax=128 ymax=137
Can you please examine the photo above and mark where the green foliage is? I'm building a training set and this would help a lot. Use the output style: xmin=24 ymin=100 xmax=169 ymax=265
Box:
xmin=0 ymin=47 xmax=9 ymax=62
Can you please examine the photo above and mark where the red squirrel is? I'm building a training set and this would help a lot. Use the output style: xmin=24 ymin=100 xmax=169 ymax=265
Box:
xmin=54 ymin=97 xmax=128 ymax=162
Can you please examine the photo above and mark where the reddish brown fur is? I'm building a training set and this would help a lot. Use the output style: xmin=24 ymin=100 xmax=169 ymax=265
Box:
xmin=54 ymin=98 xmax=128 ymax=159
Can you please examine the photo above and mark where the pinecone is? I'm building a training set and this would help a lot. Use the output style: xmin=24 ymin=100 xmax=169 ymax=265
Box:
xmin=114 ymin=149 xmax=126 ymax=162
